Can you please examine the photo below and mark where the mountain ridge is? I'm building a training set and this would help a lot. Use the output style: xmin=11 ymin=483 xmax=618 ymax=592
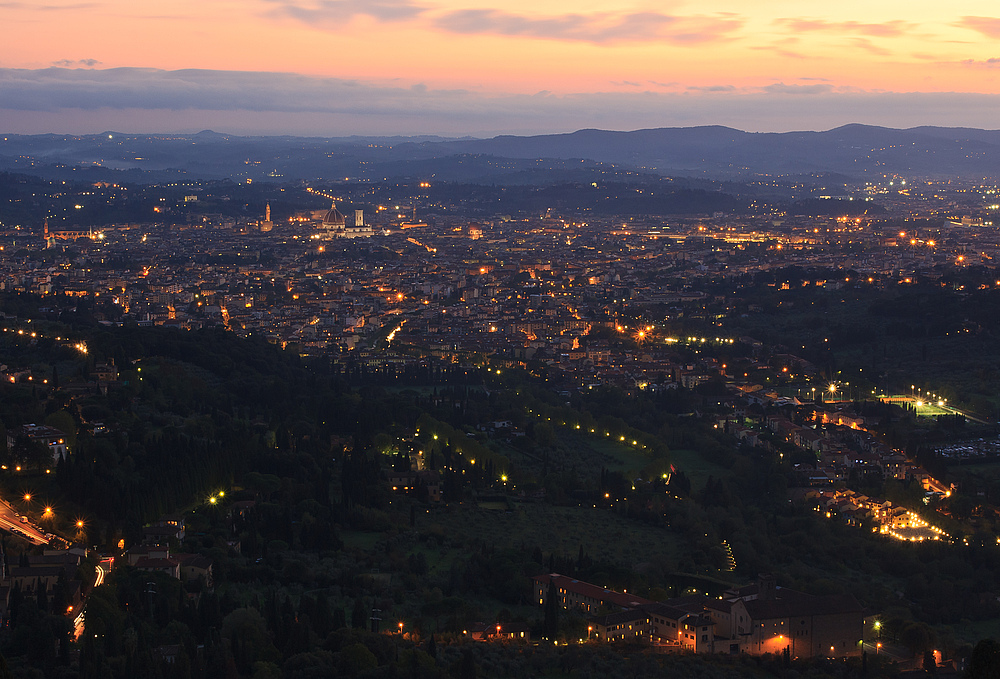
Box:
xmin=1 ymin=124 xmax=998 ymax=182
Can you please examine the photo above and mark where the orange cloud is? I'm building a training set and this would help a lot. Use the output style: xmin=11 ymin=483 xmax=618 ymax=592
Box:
xmin=961 ymin=57 xmax=1000 ymax=67
xmin=956 ymin=16 xmax=1000 ymax=38
xmin=0 ymin=1 xmax=98 ymax=9
xmin=775 ymin=18 xmax=915 ymax=37
xmin=264 ymin=0 xmax=426 ymax=24
xmin=265 ymin=0 xmax=744 ymax=45
xmin=432 ymin=9 xmax=743 ymax=45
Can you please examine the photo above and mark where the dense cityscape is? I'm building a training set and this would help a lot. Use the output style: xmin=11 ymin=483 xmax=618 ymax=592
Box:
xmin=0 ymin=140 xmax=999 ymax=679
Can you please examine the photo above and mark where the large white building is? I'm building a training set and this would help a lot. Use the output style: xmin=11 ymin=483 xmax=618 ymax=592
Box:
xmin=7 ymin=424 xmax=69 ymax=463
xmin=321 ymin=205 xmax=372 ymax=239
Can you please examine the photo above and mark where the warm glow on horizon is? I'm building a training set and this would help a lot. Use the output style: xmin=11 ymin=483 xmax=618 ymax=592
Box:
xmin=3 ymin=0 xmax=1000 ymax=132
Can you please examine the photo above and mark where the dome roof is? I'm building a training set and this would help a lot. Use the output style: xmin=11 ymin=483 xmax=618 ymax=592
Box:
xmin=322 ymin=205 xmax=345 ymax=227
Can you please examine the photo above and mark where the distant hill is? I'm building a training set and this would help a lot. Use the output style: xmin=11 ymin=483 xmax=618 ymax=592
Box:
xmin=412 ymin=124 xmax=1000 ymax=178
xmin=1 ymin=124 xmax=997 ymax=183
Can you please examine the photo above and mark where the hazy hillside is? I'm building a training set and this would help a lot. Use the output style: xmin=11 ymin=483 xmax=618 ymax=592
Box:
xmin=1 ymin=124 xmax=998 ymax=183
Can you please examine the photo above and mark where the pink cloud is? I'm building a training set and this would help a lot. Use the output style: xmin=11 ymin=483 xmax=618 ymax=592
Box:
xmin=776 ymin=18 xmax=915 ymax=37
xmin=433 ymin=9 xmax=743 ymax=44
xmin=956 ymin=16 xmax=1000 ymax=38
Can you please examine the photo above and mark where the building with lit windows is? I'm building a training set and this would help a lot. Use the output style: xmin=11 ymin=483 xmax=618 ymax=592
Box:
xmin=6 ymin=424 xmax=69 ymax=463
xmin=534 ymin=573 xmax=863 ymax=657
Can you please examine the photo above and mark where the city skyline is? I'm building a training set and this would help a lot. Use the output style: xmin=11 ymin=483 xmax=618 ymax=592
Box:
xmin=2 ymin=0 xmax=1000 ymax=135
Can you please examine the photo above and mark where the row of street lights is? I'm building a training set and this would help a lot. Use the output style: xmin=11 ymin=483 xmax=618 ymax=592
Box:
xmin=20 ymin=492 xmax=86 ymax=530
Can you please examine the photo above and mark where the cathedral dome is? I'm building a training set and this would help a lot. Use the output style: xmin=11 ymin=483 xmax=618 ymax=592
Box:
xmin=322 ymin=205 xmax=345 ymax=227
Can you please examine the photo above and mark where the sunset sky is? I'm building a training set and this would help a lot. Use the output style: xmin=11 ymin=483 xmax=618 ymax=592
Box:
xmin=2 ymin=0 xmax=1000 ymax=135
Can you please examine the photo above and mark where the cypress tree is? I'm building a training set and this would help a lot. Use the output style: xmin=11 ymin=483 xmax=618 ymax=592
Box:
xmin=351 ymin=598 xmax=367 ymax=629
xmin=543 ymin=580 xmax=559 ymax=639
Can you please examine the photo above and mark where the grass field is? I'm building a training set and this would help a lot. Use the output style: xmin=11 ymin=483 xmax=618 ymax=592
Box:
xmin=723 ymin=289 xmax=1000 ymax=417
xmin=882 ymin=395 xmax=953 ymax=417
xmin=341 ymin=530 xmax=383 ymax=552
xmin=952 ymin=461 xmax=1000 ymax=477
xmin=577 ymin=436 xmax=653 ymax=474
xmin=495 ymin=431 xmax=659 ymax=481
xmin=420 ymin=502 xmax=680 ymax=568
xmin=668 ymin=448 xmax=731 ymax=491
xmin=948 ymin=618 xmax=1000 ymax=646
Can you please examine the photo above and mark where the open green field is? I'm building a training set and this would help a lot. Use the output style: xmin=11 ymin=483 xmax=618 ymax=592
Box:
xmin=948 ymin=618 xmax=1000 ymax=646
xmin=951 ymin=461 xmax=1000 ymax=478
xmin=668 ymin=448 xmax=730 ymax=491
xmin=381 ymin=385 xmax=487 ymax=396
xmin=495 ymin=430 xmax=659 ymax=481
xmin=882 ymin=395 xmax=953 ymax=417
xmin=914 ymin=403 xmax=955 ymax=417
xmin=420 ymin=502 xmax=680 ymax=568
xmin=722 ymin=285 xmax=1000 ymax=418
xmin=577 ymin=436 xmax=653 ymax=473
xmin=341 ymin=530 xmax=383 ymax=552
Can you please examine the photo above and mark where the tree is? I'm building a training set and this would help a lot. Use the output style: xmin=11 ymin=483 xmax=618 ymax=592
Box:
xmin=351 ymin=598 xmax=367 ymax=629
xmin=458 ymin=649 xmax=476 ymax=679
xmin=44 ymin=410 xmax=76 ymax=449
xmin=543 ymin=580 xmax=559 ymax=640
xmin=11 ymin=434 xmax=51 ymax=470
xmin=968 ymin=638 xmax=1000 ymax=679
xmin=339 ymin=643 xmax=377 ymax=677
xmin=899 ymin=621 xmax=935 ymax=656
xmin=923 ymin=649 xmax=936 ymax=674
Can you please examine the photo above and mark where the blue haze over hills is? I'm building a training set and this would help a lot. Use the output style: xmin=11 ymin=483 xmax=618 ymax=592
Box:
xmin=1 ymin=124 xmax=998 ymax=183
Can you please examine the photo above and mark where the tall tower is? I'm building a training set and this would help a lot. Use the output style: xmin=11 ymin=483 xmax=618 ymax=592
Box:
xmin=43 ymin=219 xmax=55 ymax=249
xmin=260 ymin=202 xmax=273 ymax=232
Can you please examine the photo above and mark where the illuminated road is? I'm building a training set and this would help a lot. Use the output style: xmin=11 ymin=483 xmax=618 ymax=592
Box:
xmin=72 ymin=607 xmax=85 ymax=639
xmin=0 ymin=496 xmax=49 ymax=545
xmin=74 ymin=559 xmax=112 ymax=639
xmin=94 ymin=560 xmax=110 ymax=587
xmin=862 ymin=640 xmax=907 ymax=660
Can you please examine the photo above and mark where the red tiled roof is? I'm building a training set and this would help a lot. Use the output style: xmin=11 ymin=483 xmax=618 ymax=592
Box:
xmin=533 ymin=573 xmax=652 ymax=609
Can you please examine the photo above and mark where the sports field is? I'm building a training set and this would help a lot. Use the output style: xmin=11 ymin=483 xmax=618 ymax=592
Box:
xmin=881 ymin=395 xmax=952 ymax=417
